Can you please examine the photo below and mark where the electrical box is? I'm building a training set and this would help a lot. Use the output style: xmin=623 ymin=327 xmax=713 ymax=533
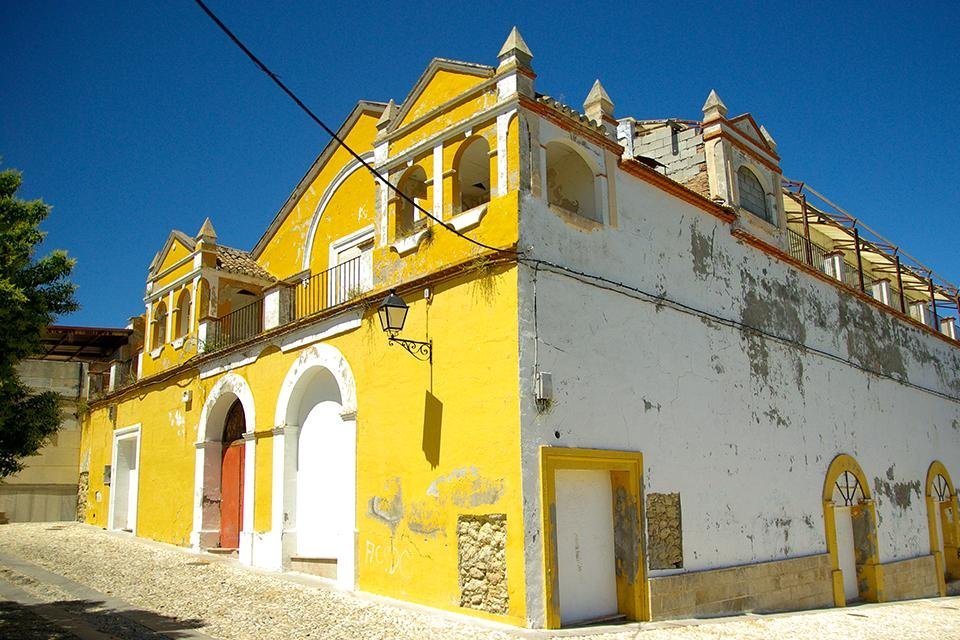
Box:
xmin=536 ymin=371 xmax=553 ymax=401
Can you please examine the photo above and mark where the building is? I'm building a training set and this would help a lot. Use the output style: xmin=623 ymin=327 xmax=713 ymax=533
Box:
xmin=0 ymin=325 xmax=131 ymax=523
xmin=78 ymin=29 xmax=960 ymax=628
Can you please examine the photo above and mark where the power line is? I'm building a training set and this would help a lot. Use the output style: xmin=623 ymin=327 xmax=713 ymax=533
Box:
xmin=521 ymin=256 xmax=960 ymax=405
xmin=193 ymin=0 xmax=512 ymax=255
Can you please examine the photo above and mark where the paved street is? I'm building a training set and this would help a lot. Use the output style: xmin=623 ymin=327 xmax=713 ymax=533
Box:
xmin=1 ymin=523 xmax=958 ymax=639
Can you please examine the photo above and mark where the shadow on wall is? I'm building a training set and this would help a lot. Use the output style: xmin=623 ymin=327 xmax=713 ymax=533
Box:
xmin=423 ymin=390 xmax=443 ymax=469
xmin=0 ymin=598 xmax=208 ymax=639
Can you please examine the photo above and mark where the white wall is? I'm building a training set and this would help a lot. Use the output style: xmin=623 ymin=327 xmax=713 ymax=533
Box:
xmin=516 ymin=160 xmax=960 ymax=625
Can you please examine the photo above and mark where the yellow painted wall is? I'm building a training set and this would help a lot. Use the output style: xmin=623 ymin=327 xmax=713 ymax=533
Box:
xmin=396 ymin=69 xmax=491 ymax=129
xmin=153 ymin=239 xmax=195 ymax=289
xmin=393 ymin=82 xmax=499 ymax=155
xmin=80 ymin=263 xmax=525 ymax=622
xmin=257 ymin=111 xmax=382 ymax=279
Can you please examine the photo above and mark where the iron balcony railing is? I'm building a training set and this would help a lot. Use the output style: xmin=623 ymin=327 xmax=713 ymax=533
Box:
xmin=295 ymin=255 xmax=365 ymax=321
xmin=201 ymin=256 xmax=369 ymax=354
xmin=206 ymin=297 xmax=264 ymax=352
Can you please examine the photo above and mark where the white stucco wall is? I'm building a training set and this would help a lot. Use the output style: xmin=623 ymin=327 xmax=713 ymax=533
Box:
xmin=516 ymin=153 xmax=960 ymax=625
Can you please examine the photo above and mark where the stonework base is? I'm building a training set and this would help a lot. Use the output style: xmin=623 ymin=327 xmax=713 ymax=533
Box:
xmin=882 ymin=555 xmax=938 ymax=601
xmin=649 ymin=553 xmax=833 ymax=620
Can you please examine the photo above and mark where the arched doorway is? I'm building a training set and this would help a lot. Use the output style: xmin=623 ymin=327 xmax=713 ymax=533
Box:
xmin=192 ymin=373 xmax=256 ymax=559
xmin=823 ymin=454 xmax=881 ymax=606
xmin=926 ymin=461 xmax=959 ymax=594
xmin=219 ymin=400 xmax=246 ymax=549
xmin=273 ymin=344 xmax=357 ymax=587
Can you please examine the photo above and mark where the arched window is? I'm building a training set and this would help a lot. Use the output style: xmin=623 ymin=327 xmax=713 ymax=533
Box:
xmin=737 ymin=166 xmax=772 ymax=224
xmin=152 ymin=301 xmax=167 ymax=349
xmin=454 ymin=137 xmax=491 ymax=213
xmin=395 ymin=165 xmax=427 ymax=238
xmin=175 ymin=289 xmax=192 ymax=339
xmin=545 ymin=142 xmax=599 ymax=222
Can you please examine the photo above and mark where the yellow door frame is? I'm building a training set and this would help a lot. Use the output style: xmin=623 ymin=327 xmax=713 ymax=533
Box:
xmin=925 ymin=460 xmax=959 ymax=595
xmin=539 ymin=446 xmax=648 ymax=628
xmin=822 ymin=453 xmax=884 ymax=606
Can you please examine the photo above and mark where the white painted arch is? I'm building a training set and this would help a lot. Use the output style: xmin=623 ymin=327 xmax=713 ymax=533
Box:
xmin=191 ymin=372 xmax=257 ymax=562
xmin=271 ymin=343 xmax=358 ymax=588
xmin=301 ymin=153 xmax=375 ymax=272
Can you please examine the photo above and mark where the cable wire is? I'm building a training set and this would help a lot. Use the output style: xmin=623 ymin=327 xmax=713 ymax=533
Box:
xmin=193 ymin=0 xmax=512 ymax=255
xmin=520 ymin=256 xmax=960 ymax=405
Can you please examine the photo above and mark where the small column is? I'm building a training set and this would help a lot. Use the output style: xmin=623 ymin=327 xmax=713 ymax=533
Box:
xmin=583 ymin=79 xmax=617 ymax=138
xmin=496 ymin=27 xmax=535 ymax=99
xmin=871 ymin=279 xmax=892 ymax=306
xmin=940 ymin=317 xmax=957 ymax=339
xmin=263 ymin=283 xmax=294 ymax=330
xmin=824 ymin=251 xmax=846 ymax=282
xmin=190 ymin=440 xmax=223 ymax=551
xmin=911 ymin=301 xmax=931 ymax=326
xmin=239 ymin=430 xmax=257 ymax=566
xmin=270 ymin=424 xmax=301 ymax=570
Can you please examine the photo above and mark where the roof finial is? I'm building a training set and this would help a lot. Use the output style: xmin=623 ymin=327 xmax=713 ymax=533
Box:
xmin=497 ymin=26 xmax=533 ymax=68
xmin=702 ymin=89 xmax=728 ymax=120
xmin=376 ymin=99 xmax=399 ymax=132
xmin=196 ymin=217 xmax=217 ymax=242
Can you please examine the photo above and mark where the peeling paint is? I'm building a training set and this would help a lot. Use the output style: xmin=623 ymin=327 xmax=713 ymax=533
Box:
xmin=426 ymin=467 xmax=503 ymax=507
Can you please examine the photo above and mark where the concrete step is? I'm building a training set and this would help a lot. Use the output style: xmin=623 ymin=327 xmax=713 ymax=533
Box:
xmin=290 ymin=556 xmax=337 ymax=580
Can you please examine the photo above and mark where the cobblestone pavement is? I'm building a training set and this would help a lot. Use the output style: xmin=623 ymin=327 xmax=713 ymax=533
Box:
xmin=1 ymin=523 xmax=959 ymax=639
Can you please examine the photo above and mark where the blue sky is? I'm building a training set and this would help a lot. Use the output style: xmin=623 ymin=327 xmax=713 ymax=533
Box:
xmin=2 ymin=1 xmax=958 ymax=327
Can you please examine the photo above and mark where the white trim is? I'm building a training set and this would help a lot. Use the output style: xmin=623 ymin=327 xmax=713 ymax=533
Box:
xmin=448 ymin=203 xmax=488 ymax=232
xmin=432 ymin=143 xmax=444 ymax=219
xmin=278 ymin=309 xmax=363 ymax=354
xmin=389 ymin=228 xmax=431 ymax=256
xmin=302 ymin=154 xmax=375 ymax=272
xmin=107 ymin=424 xmax=142 ymax=535
xmin=191 ymin=373 xmax=257 ymax=561
xmin=328 ymin=225 xmax=375 ymax=269
xmin=271 ymin=343 xmax=358 ymax=588
xmin=380 ymin=100 xmax=519 ymax=173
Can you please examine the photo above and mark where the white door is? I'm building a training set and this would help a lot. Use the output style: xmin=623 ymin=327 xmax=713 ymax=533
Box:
xmin=126 ymin=447 xmax=139 ymax=531
xmin=835 ymin=506 xmax=858 ymax=601
xmin=554 ymin=469 xmax=618 ymax=625
xmin=296 ymin=401 xmax=351 ymax=559
xmin=110 ymin=434 xmax=139 ymax=532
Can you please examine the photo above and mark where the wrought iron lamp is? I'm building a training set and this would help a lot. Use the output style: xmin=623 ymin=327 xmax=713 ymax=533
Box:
xmin=377 ymin=290 xmax=432 ymax=362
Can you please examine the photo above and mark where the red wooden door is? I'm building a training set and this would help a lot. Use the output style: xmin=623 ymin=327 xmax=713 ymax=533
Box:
xmin=219 ymin=440 xmax=244 ymax=549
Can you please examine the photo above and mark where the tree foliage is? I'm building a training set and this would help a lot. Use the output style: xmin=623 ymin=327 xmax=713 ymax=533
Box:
xmin=0 ymin=167 xmax=78 ymax=478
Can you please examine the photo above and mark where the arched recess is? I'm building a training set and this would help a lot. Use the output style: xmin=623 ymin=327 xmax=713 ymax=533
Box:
xmin=822 ymin=454 xmax=882 ymax=606
xmin=301 ymin=153 xmax=374 ymax=273
xmin=272 ymin=343 xmax=357 ymax=587
xmin=175 ymin=289 xmax=192 ymax=339
xmin=453 ymin=135 xmax=491 ymax=214
xmin=394 ymin=165 xmax=428 ymax=239
xmin=736 ymin=165 xmax=773 ymax=224
xmin=544 ymin=140 xmax=601 ymax=223
xmin=926 ymin=461 xmax=959 ymax=594
xmin=152 ymin=301 xmax=168 ymax=349
xmin=192 ymin=372 xmax=257 ymax=562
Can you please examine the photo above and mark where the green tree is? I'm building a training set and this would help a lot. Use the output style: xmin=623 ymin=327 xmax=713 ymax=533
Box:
xmin=0 ymin=167 xmax=78 ymax=478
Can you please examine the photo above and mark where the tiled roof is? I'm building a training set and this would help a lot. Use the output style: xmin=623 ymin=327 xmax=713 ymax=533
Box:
xmin=217 ymin=245 xmax=276 ymax=282
xmin=536 ymin=94 xmax=609 ymax=135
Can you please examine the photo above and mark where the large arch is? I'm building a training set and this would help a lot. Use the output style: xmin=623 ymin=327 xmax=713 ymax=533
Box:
xmin=301 ymin=153 xmax=374 ymax=273
xmin=272 ymin=343 xmax=357 ymax=587
xmin=822 ymin=454 xmax=882 ymax=606
xmin=543 ymin=139 xmax=602 ymax=223
xmin=192 ymin=372 xmax=257 ymax=564
xmin=926 ymin=461 xmax=959 ymax=594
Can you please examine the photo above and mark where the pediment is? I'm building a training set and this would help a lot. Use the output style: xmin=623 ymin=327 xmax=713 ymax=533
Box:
xmin=390 ymin=58 xmax=494 ymax=132
xmin=728 ymin=113 xmax=774 ymax=154
xmin=149 ymin=230 xmax=196 ymax=279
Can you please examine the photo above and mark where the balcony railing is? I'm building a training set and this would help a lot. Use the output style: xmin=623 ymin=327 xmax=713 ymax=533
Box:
xmin=206 ymin=297 xmax=264 ymax=352
xmin=200 ymin=256 xmax=370 ymax=355
xmin=295 ymin=256 xmax=365 ymax=321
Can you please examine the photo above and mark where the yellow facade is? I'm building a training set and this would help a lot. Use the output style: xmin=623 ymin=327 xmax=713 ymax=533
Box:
xmin=80 ymin=48 xmax=529 ymax=625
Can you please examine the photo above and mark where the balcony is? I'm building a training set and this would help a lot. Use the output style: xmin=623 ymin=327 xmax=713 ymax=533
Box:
xmin=783 ymin=180 xmax=959 ymax=340
xmin=201 ymin=255 xmax=369 ymax=354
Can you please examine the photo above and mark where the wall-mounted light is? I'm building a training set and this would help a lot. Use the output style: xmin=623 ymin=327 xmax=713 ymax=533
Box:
xmin=377 ymin=290 xmax=432 ymax=362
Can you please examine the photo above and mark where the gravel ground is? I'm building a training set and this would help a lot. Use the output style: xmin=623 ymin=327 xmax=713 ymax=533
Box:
xmin=1 ymin=522 xmax=959 ymax=640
